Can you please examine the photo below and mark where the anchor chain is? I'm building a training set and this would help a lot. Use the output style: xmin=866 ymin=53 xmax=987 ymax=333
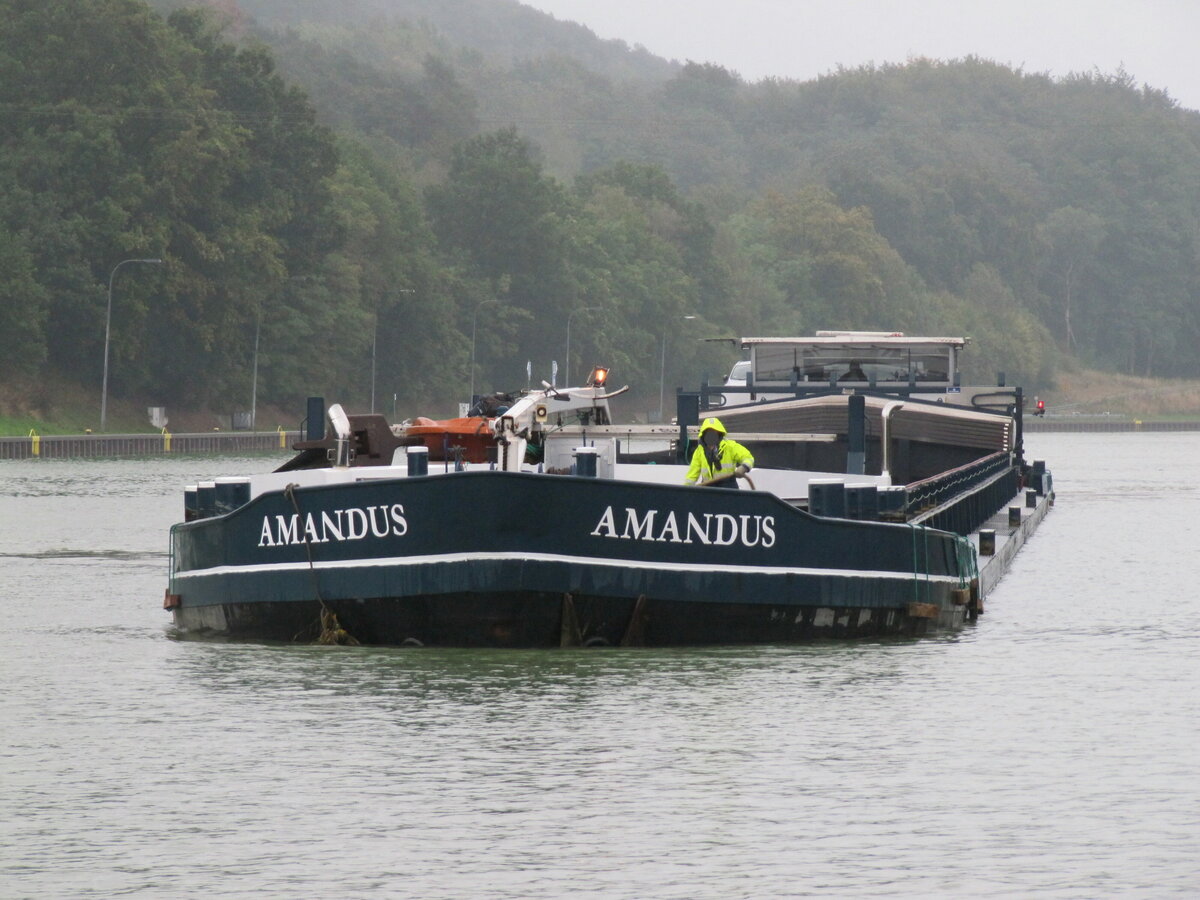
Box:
xmin=284 ymin=483 xmax=359 ymax=645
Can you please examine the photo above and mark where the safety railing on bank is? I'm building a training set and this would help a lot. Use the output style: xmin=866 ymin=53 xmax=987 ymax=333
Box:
xmin=1023 ymin=418 xmax=1200 ymax=432
xmin=0 ymin=429 xmax=300 ymax=460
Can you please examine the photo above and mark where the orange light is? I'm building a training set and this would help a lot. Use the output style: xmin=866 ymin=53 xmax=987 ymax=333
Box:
xmin=587 ymin=366 xmax=609 ymax=386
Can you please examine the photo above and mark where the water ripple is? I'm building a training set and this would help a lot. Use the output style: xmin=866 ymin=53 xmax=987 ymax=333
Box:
xmin=0 ymin=549 xmax=167 ymax=561
xmin=4 ymin=440 xmax=1200 ymax=898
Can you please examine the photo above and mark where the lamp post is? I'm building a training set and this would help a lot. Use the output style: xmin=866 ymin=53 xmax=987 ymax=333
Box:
xmin=373 ymin=288 xmax=416 ymax=414
xmin=469 ymin=298 xmax=499 ymax=404
xmin=565 ymin=306 xmax=600 ymax=387
xmin=250 ymin=306 xmax=261 ymax=431
xmin=101 ymin=257 xmax=162 ymax=432
xmin=659 ymin=315 xmax=696 ymax=423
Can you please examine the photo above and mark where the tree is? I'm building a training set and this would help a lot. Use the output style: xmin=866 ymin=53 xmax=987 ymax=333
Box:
xmin=750 ymin=187 xmax=923 ymax=331
xmin=0 ymin=1 xmax=346 ymax=409
xmin=1036 ymin=206 xmax=1106 ymax=352
xmin=425 ymin=129 xmax=575 ymax=385
xmin=0 ymin=227 xmax=48 ymax=376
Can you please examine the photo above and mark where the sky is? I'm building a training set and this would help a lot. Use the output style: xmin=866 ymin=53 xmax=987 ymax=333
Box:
xmin=521 ymin=0 xmax=1200 ymax=112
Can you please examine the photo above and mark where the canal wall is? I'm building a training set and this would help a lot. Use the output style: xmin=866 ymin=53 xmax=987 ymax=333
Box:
xmin=0 ymin=430 xmax=300 ymax=460
xmin=3 ymin=417 xmax=1198 ymax=461
xmin=1023 ymin=418 xmax=1200 ymax=433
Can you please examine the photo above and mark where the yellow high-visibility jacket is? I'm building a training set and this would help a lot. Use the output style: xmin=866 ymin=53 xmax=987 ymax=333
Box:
xmin=685 ymin=418 xmax=755 ymax=485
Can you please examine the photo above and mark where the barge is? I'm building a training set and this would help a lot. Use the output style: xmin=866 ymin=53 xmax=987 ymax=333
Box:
xmin=164 ymin=333 xmax=1053 ymax=646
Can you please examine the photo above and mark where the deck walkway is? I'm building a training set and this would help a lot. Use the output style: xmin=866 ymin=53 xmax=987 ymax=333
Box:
xmin=972 ymin=483 xmax=1054 ymax=599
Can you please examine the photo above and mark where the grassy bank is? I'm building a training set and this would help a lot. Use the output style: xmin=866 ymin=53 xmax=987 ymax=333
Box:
xmin=0 ymin=376 xmax=298 ymax=436
xmin=1040 ymin=370 xmax=1200 ymax=419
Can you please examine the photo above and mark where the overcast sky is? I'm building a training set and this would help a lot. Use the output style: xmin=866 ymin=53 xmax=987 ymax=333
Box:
xmin=521 ymin=0 xmax=1200 ymax=112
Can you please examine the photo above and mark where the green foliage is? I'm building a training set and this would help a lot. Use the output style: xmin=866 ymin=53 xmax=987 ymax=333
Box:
xmin=0 ymin=227 xmax=48 ymax=376
xmin=425 ymin=128 xmax=578 ymax=386
xmin=219 ymin=0 xmax=677 ymax=83
xmin=6 ymin=0 xmax=1200 ymax=425
xmin=569 ymin=168 xmax=700 ymax=397
xmin=225 ymin=2 xmax=1198 ymax=385
xmin=1 ymin=0 xmax=351 ymax=413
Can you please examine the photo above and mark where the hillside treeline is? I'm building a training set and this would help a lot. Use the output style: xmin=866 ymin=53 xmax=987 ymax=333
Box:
xmin=2 ymin=0 xmax=1199 ymax=421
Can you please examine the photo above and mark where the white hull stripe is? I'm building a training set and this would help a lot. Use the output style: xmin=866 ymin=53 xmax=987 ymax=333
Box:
xmin=174 ymin=551 xmax=961 ymax=584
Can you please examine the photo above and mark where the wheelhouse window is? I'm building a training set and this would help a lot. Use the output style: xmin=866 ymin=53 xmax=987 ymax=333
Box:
xmin=751 ymin=343 xmax=956 ymax=385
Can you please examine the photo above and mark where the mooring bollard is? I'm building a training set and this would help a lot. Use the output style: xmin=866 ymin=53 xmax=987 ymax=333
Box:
xmin=573 ymin=447 xmax=599 ymax=478
xmin=979 ymin=529 xmax=996 ymax=555
xmin=1032 ymin=459 xmax=1046 ymax=494
xmin=407 ymin=445 xmax=429 ymax=477
xmin=1008 ymin=506 xmax=1021 ymax=527
xmin=845 ymin=484 xmax=878 ymax=521
xmin=1026 ymin=489 xmax=1038 ymax=508
xmin=876 ymin=485 xmax=906 ymax=520
xmin=809 ymin=479 xmax=846 ymax=517
xmin=196 ymin=481 xmax=217 ymax=519
xmin=214 ymin=477 xmax=250 ymax=515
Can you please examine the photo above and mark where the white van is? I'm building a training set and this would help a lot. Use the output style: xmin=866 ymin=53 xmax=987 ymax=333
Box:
xmin=719 ymin=358 xmax=794 ymax=407
xmin=717 ymin=359 xmax=749 ymax=407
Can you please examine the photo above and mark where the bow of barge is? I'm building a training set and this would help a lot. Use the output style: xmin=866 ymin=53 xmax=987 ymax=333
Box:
xmin=165 ymin=333 xmax=1053 ymax=647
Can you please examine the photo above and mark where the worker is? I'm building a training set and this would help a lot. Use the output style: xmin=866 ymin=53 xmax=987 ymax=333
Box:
xmin=685 ymin=417 xmax=755 ymax=489
xmin=839 ymin=360 xmax=867 ymax=382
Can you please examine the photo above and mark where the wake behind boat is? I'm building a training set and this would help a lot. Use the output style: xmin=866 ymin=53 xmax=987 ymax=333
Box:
xmin=164 ymin=332 xmax=1053 ymax=647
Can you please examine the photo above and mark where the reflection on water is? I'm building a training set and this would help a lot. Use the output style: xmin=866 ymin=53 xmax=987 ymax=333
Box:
xmin=176 ymin=641 xmax=925 ymax=708
xmin=3 ymin=436 xmax=1200 ymax=898
xmin=0 ymin=549 xmax=167 ymax=560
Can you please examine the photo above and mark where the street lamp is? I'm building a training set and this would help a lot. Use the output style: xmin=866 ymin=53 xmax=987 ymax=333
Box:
xmin=565 ymin=306 xmax=600 ymax=387
xmin=251 ymin=305 xmax=262 ymax=431
xmin=659 ymin=315 xmax=697 ymax=422
xmin=469 ymin=298 xmax=499 ymax=404
xmin=100 ymin=257 xmax=162 ymax=432
xmin=373 ymin=288 xmax=416 ymax=414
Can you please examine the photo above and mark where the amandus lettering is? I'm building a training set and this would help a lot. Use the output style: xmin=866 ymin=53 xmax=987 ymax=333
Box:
xmin=259 ymin=504 xmax=407 ymax=547
xmin=590 ymin=506 xmax=775 ymax=549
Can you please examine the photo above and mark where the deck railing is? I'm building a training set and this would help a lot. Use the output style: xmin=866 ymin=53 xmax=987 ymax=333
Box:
xmin=906 ymin=451 xmax=1018 ymax=536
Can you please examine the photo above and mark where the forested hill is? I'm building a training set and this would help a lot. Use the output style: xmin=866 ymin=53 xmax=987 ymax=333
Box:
xmin=213 ymin=0 xmax=679 ymax=83
xmin=3 ymin=0 xmax=1199 ymax=425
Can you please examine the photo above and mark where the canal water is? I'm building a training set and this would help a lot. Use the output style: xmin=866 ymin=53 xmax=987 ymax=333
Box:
xmin=2 ymin=433 xmax=1198 ymax=898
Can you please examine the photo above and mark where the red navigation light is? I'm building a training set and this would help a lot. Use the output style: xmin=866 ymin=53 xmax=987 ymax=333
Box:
xmin=1035 ymin=398 xmax=1046 ymax=416
xmin=587 ymin=366 xmax=609 ymax=386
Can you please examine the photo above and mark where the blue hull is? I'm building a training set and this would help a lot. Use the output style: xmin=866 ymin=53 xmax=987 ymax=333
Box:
xmin=169 ymin=471 xmax=977 ymax=646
